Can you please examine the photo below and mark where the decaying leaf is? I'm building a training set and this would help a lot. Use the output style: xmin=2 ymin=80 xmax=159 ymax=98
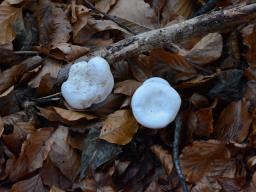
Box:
xmin=215 ymin=98 xmax=252 ymax=143
xmin=150 ymin=145 xmax=173 ymax=175
xmin=109 ymin=0 xmax=156 ymax=29
xmin=180 ymin=140 xmax=230 ymax=183
xmin=0 ymin=4 xmax=23 ymax=45
xmin=49 ymin=126 xmax=80 ymax=181
xmin=10 ymin=174 xmax=47 ymax=192
xmin=114 ymin=79 xmax=141 ymax=96
xmin=100 ymin=109 xmax=139 ymax=145
xmin=185 ymin=33 xmax=223 ymax=66
xmin=95 ymin=0 xmax=117 ymax=13
xmin=80 ymin=128 xmax=121 ymax=179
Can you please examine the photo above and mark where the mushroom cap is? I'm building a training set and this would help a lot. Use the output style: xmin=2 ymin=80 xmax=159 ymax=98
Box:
xmin=61 ymin=57 xmax=114 ymax=109
xmin=131 ymin=77 xmax=181 ymax=129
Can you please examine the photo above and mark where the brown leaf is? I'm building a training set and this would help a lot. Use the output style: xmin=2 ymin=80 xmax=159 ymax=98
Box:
xmin=0 ymin=4 xmax=23 ymax=45
xmin=188 ymin=107 xmax=214 ymax=137
xmin=10 ymin=174 xmax=47 ymax=192
xmin=0 ymin=56 xmax=43 ymax=94
xmin=241 ymin=24 xmax=256 ymax=67
xmin=180 ymin=140 xmax=230 ymax=183
xmin=100 ymin=109 xmax=138 ymax=145
xmin=150 ymin=48 xmax=197 ymax=83
xmin=36 ymin=0 xmax=72 ymax=48
xmin=215 ymin=98 xmax=252 ymax=143
xmin=49 ymin=186 xmax=65 ymax=192
xmin=150 ymin=145 xmax=173 ymax=175
xmin=37 ymin=106 xmax=96 ymax=124
xmin=109 ymin=0 xmax=156 ymax=29
xmin=29 ymin=58 xmax=61 ymax=88
xmin=176 ymin=74 xmax=215 ymax=88
xmin=49 ymin=43 xmax=90 ymax=62
xmin=248 ymin=171 xmax=256 ymax=192
xmin=185 ymin=33 xmax=223 ymax=66
xmin=0 ymin=116 xmax=3 ymax=138
xmin=49 ymin=126 xmax=81 ymax=181
xmin=95 ymin=0 xmax=117 ymax=13
xmin=72 ymin=5 xmax=90 ymax=39
xmin=114 ymin=79 xmax=141 ymax=96
xmin=6 ymin=128 xmax=54 ymax=181
xmin=41 ymin=159 xmax=72 ymax=190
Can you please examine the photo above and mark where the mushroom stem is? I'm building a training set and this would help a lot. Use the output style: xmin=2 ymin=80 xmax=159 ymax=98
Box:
xmin=173 ymin=115 xmax=189 ymax=192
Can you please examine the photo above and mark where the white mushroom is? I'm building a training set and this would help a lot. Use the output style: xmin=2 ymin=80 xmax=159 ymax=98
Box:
xmin=131 ymin=77 xmax=181 ymax=129
xmin=61 ymin=56 xmax=114 ymax=109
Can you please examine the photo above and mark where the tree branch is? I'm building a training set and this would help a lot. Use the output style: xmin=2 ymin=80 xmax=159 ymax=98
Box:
xmin=56 ymin=3 xmax=256 ymax=86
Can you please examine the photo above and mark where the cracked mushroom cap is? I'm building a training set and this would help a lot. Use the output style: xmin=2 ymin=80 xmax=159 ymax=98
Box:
xmin=131 ymin=77 xmax=181 ymax=129
xmin=61 ymin=56 xmax=114 ymax=109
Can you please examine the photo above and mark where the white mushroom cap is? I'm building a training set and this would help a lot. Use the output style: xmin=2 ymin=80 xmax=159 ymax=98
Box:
xmin=61 ymin=56 xmax=114 ymax=109
xmin=131 ymin=77 xmax=181 ymax=129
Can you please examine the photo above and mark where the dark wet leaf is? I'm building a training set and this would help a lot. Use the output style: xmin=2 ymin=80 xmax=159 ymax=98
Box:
xmin=80 ymin=128 xmax=122 ymax=180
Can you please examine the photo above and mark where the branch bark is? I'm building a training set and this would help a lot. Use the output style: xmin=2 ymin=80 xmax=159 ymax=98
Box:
xmin=56 ymin=3 xmax=256 ymax=86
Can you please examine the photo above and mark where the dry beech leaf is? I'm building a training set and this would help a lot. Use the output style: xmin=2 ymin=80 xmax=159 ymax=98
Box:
xmin=49 ymin=186 xmax=65 ymax=192
xmin=180 ymin=140 xmax=230 ymax=183
xmin=176 ymin=74 xmax=215 ymax=88
xmin=150 ymin=48 xmax=197 ymax=83
xmin=188 ymin=107 xmax=214 ymax=137
xmin=53 ymin=107 xmax=96 ymax=121
xmin=49 ymin=126 xmax=80 ymax=181
xmin=0 ymin=56 xmax=43 ymax=94
xmin=109 ymin=0 xmax=156 ymax=29
xmin=49 ymin=43 xmax=90 ymax=62
xmin=241 ymin=24 xmax=256 ymax=67
xmin=28 ymin=58 xmax=62 ymax=88
xmin=41 ymin=159 xmax=72 ymax=190
xmin=100 ymin=109 xmax=138 ymax=145
xmin=10 ymin=174 xmax=47 ymax=192
xmin=37 ymin=106 xmax=96 ymax=124
xmin=166 ymin=0 xmax=195 ymax=18
xmin=36 ymin=0 xmax=72 ymax=47
xmin=215 ymin=98 xmax=252 ymax=143
xmin=248 ymin=172 xmax=256 ymax=191
xmin=150 ymin=145 xmax=173 ymax=175
xmin=95 ymin=0 xmax=117 ymax=13
xmin=72 ymin=5 xmax=90 ymax=39
xmin=6 ymin=128 xmax=54 ymax=181
xmin=185 ymin=33 xmax=223 ymax=66
xmin=114 ymin=79 xmax=141 ymax=96
xmin=0 ymin=4 xmax=23 ymax=44
xmin=0 ymin=116 xmax=4 ymax=138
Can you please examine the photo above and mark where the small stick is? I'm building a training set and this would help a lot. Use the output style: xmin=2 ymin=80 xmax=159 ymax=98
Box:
xmin=193 ymin=0 xmax=220 ymax=17
xmin=83 ymin=0 xmax=136 ymax=35
xmin=173 ymin=115 xmax=189 ymax=192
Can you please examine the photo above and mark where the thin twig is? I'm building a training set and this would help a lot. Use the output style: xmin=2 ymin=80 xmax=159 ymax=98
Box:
xmin=173 ymin=115 xmax=189 ymax=192
xmin=14 ymin=51 xmax=39 ymax=55
xmin=193 ymin=0 xmax=220 ymax=17
xmin=83 ymin=0 xmax=136 ymax=35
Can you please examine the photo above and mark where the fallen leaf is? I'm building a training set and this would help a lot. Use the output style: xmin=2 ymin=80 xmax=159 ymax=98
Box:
xmin=114 ymin=79 xmax=141 ymax=96
xmin=150 ymin=145 xmax=173 ymax=175
xmin=0 ymin=4 xmax=23 ymax=45
xmin=150 ymin=48 xmax=197 ymax=83
xmin=28 ymin=58 xmax=61 ymax=88
xmin=41 ymin=158 xmax=72 ymax=190
xmin=185 ymin=33 xmax=223 ymax=66
xmin=53 ymin=107 xmax=96 ymax=121
xmin=109 ymin=0 xmax=156 ymax=29
xmin=0 ymin=116 xmax=3 ymax=138
xmin=0 ymin=56 xmax=43 ymax=94
xmin=241 ymin=24 xmax=256 ymax=67
xmin=100 ymin=109 xmax=139 ymax=145
xmin=215 ymin=98 xmax=252 ymax=143
xmin=95 ymin=0 xmax=117 ymax=13
xmin=248 ymin=171 xmax=256 ymax=192
xmin=180 ymin=140 xmax=230 ymax=183
xmin=49 ymin=126 xmax=80 ymax=181
xmin=49 ymin=186 xmax=65 ymax=192
xmin=80 ymin=128 xmax=121 ymax=179
xmin=188 ymin=107 xmax=214 ymax=137
xmin=36 ymin=0 xmax=72 ymax=47
xmin=6 ymin=128 xmax=54 ymax=181
xmin=10 ymin=174 xmax=47 ymax=192
xmin=49 ymin=43 xmax=90 ymax=62
xmin=72 ymin=5 xmax=90 ymax=38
